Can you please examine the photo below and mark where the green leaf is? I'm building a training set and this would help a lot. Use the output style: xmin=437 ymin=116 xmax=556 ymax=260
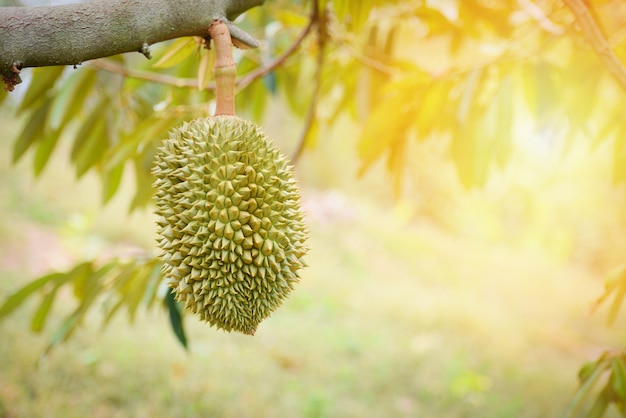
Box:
xmin=49 ymin=67 xmax=97 ymax=130
xmin=117 ymin=267 xmax=145 ymax=323
xmin=71 ymin=99 xmax=115 ymax=179
xmin=33 ymin=129 xmax=62 ymax=176
xmin=566 ymin=359 xmax=611 ymax=417
xmin=235 ymin=56 xmax=268 ymax=120
xmin=580 ymin=361 xmax=600 ymax=382
xmin=197 ymin=50 xmax=213 ymax=91
xmin=18 ymin=66 xmax=65 ymax=111
xmin=587 ymin=385 xmax=613 ymax=418
xmin=12 ymin=100 xmax=51 ymax=163
xmin=333 ymin=0 xmax=373 ymax=31
xmin=130 ymin=145 xmax=157 ymax=211
xmin=0 ymin=273 xmax=63 ymax=318
xmin=357 ymin=72 xmax=427 ymax=175
xmin=165 ymin=289 xmax=188 ymax=350
xmin=44 ymin=311 xmax=81 ymax=356
xmin=30 ymin=287 xmax=59 ymax=333
xmin=71 ymin=262 xmax=97 ymax=301
xmin=104 ymin=114 xmax=179 ymax=171
xmin=153 ymin=37 xmax=199 ymax=69
xmin=277 ymin=54 xmax=320 ymax=117
xmin=608 ymin=266 xmax=626 ymax=326
xmin=101 ymin=259 xmax=162 ymax=326
xmin=70 ymin=99 xmax=109 ymax=162
xmin=142 ymin=261 xmax=162 ymax=310
xmin=612 ymin=357 xmax=626 ymax=400
xmin=101 ymin=162 xmax=125 ymax=204
xmin=52 ymin=268 xmax=104 ymax=348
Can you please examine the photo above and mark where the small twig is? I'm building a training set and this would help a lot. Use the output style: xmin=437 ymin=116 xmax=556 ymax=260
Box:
xmin=563 ymin=0 xmax=626 ymax=94
xmin=236 ymin=12 xmax=317 ymax=93
xmin=331 ymin=32 xmax=399 ymax=76
xmin=291 ymin=0 xmax=324 ymax=165
xmin=91 ymin=14 xmax=316 ymax=95
xmin=90 ymin=59 xmax=207 ymax=89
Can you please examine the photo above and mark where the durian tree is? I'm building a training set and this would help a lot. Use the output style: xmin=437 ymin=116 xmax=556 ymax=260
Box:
xmin=2 ymin=0 xmax=626 ymax=414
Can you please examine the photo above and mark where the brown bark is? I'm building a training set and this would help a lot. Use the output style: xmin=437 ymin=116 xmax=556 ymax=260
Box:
xmin=0 ymin=0 xmax=263 ymax=89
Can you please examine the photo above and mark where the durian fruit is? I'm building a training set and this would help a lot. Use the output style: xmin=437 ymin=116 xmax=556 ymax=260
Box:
xmin=152 ymin=115 xmax=308 ymax=335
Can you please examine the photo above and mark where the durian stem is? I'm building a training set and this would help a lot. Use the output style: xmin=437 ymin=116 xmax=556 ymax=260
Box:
xmin=209 ymin=20 xmax=237 ymax=116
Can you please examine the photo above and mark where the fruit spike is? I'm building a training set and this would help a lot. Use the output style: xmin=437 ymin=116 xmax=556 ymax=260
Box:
xmin=152 ymin=116 xmax=309 ymax=335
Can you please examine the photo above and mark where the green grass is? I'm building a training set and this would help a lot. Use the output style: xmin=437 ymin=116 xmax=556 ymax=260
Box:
xmin=1 ymin=114 xmax=626 ymax=417
xmin=1 ymin=200 xmax=623 ymax=417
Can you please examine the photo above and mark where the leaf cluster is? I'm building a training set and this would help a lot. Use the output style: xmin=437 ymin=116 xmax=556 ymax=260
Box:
xmin=0 ymin=258 xmax=188 ymax=354
xmin=568 ymin=350 xmax=626 ymax=417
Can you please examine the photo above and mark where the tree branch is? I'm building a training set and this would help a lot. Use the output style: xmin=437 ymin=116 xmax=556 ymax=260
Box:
xmin=235 ymin=12 xmax=316 ymax=93
xmin=90 ymin=11 xmax=317 ymax=94
xmin=563 ymin=0 xmax=626 ymax=94
xmin=90 ymin=59 xmax=205 ymax=89
xmin=291 ymin=0 xmax=324 ymax=165
xmin=0 ymin=0 xmax=264 ymax=89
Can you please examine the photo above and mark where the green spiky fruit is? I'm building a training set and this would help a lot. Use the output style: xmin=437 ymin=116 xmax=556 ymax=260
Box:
xmin=152 ymin=116 xmax=308 ymax=335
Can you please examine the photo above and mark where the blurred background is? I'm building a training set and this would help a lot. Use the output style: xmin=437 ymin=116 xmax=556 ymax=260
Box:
xmin=2 ymin=0 xmax=626 ymax=417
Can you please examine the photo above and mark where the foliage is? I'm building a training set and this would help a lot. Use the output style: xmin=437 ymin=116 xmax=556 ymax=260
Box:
xmin=2 ymin=0 xmax=626 ymax=415
xmin=567 ymin=350 xmax=626 ymax=417
xmin=0 ymin=257 xmax=165 ymax=353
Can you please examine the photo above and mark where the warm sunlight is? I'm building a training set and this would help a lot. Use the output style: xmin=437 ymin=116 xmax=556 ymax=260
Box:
xmin=2 ymin=0 xmax=626 ymax=417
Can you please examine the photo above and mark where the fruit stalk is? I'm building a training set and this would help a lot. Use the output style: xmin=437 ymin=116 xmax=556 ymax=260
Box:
xmin=208 ymin=20 xmax=236 ymax=116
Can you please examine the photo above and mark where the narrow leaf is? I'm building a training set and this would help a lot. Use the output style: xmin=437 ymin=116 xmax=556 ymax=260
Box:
xmin=57 ymin=68 xmax=98 ymax=128
xmin=19 ymin=66 xmax=65 ymax=111
xmin=612 ymin=357 xmax=626 ymax=399
xmin=142 ymin=261 xmax=163 ymax=310
xmin=71 ymin=262 xmax=96 ymax=301
xmin=608 ymin=271 xmax=626 ymax=326
xmin=153 ymin=37 xmax=198 ymax=69
xmin=49 ymin=67 xmax=97 ymax=130
xmin=30 ymin=287 xmax=59 ymax=333
xmin=13 ymin=100 xmax=51 ymax=162
xmin=33 ymin=129 xmax=62 ymax=176
xmin=101 ymin=162 xmax=125 ymax=204
xmin=165 ymin=289 xmax=188 ymax=349
xmin=587 ymin=385 xmax=612 ymax=418
xmin=0 ymin=273 xmax=63 ymax=318
xmin=566 ymin=359 xmax=611 ymax=417
xmin=197 ymin=50 xmax=213 ymax=91
xmin=70 ymin=99 xmax=109 ymax=162
xmin=130 ymin=150 xmax=157 ymax=211
xmin=43 ymin=311 xmax=80 ymax=356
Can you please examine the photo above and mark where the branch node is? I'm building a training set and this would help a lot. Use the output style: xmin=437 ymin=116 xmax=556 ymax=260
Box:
xmin=212 ymin=17 xmax=260 ymax=49
xmin=10 ymin=61 xmax=23 ymax=73
xmin=3 ymin=61 xmax=23 ymax=91
xmin=140 ymin=42 xmax=152 ymax=59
